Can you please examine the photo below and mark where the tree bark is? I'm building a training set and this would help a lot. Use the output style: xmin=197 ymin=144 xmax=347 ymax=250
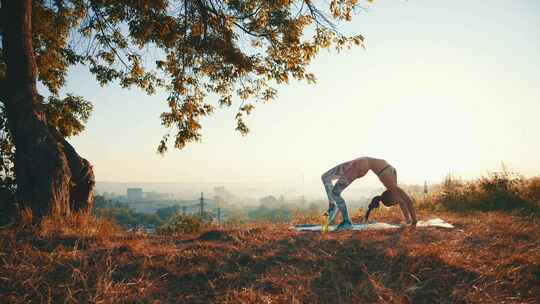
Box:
xmin=0 ymin=0 xmax=94 ymax=219
xmin=48 ymin=126 xmax=95 ymax=212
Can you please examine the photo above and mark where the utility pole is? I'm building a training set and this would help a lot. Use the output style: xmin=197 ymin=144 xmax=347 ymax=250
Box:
xmin=216 ymin=196 xmax=221 ymax=227
xmin=200 ymin=192 xmax=204 ymax=217
xmin=217 ymin=206 xmax=221 ymax=227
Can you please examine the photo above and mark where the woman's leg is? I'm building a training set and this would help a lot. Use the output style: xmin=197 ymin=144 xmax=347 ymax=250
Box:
xmin=321 ymin=171 xmax=337 ymax=208
xmin=332 ymin=176 xmax=353 ymax=225
xmin=321 ymin=164 xmax=346 ymax=224
xmin=321 ymin=164 xmax=346 ymax=208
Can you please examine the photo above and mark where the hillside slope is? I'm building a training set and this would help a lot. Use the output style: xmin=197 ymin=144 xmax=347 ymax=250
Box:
xmin=1 ymin=211 xmax=539 ymax=303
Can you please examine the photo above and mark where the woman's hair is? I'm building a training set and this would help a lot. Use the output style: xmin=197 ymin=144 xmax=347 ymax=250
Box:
xmin=364 ymin=195 xmax=382 ymax=222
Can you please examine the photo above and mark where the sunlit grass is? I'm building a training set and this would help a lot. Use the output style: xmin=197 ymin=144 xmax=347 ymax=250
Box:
xmin=1 ymin=171 xmax=539 ymax=303
xmin=1 ymin=207 xmax=539 ymax=303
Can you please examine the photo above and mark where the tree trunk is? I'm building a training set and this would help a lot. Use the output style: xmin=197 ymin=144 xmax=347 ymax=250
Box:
xmin=1 ymin=0 xmax=94 ymax=220
xmin=49 ymin=127 xmax=95 ymax=212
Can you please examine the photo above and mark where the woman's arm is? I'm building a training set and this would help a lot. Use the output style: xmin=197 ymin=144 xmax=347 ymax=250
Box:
xmin=397 ymin=187 xmax=417 ymax=225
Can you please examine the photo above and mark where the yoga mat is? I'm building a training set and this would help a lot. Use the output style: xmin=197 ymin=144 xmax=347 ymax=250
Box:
xmin=291 ymin=218 xmax=454 ymax=232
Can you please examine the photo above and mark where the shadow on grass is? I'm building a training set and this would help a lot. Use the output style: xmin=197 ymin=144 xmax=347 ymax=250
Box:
xmin=5 ymin=224 xmax=535 ymax=303
xmin=310 ymin=232 xmax=478 ymax=303
xmin=142 ymin=229 xmax=480 ymax=303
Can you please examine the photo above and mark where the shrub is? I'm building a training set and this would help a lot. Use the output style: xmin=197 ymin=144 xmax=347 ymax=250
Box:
xmin=520 ymin=176 xmax=540 ymax=203
xmin=247 ymin=205 xmax=292 ymax=223
xmin=420 ymin=170 xmax=540 ymax=215
xmin=157 ymin=213 xmax=206 ymax=234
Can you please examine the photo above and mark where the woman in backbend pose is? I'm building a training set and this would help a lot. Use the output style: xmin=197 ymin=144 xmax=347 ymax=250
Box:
xmin=321 ymin=157 xmax=417 ymax=230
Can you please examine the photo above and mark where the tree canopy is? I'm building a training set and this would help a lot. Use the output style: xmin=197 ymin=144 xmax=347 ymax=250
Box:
xmin=0 ymin=0 xmax=367 ymax=190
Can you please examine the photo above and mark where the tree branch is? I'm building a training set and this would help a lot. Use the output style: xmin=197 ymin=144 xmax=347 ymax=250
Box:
xmin=89 ymin=3 xmax=129 ymax=68
xmin=304 ymin=0 xmax=337 ymax=31
xmin=196 ymin=0 xmax=271 ymax=39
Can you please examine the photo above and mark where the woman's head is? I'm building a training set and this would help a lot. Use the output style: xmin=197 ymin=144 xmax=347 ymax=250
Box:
xmin=364 ymin=190 xmax=392 ymax=222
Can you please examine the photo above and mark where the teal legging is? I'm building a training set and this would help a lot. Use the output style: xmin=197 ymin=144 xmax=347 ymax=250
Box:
xmin=321 ymin=163 xmax=353 ymax=222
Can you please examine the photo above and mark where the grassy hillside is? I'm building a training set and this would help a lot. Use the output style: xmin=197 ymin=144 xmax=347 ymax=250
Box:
xmin=1 ymin=209 xmax=539 ymax=303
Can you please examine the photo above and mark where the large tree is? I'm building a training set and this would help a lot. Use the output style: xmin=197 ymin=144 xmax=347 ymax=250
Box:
xmin=0 ymin=0 xmax=366 ymax=220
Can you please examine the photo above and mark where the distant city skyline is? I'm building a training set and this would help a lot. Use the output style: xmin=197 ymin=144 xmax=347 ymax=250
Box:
xmin=94 ymin=180 xmax=417 ymax=204
xmin=66 ymin=0 xmax=539 ymax=193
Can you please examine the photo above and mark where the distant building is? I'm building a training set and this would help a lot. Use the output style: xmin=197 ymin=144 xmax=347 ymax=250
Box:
xmin=144 ymin=191 xmax=169 ymax=201
xmin=127 ymin=188 xmax=143 ymax=201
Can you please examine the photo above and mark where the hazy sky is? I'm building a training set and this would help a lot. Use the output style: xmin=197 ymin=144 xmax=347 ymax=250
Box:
xmin=63 ymin=0 xmax=539 ymax=194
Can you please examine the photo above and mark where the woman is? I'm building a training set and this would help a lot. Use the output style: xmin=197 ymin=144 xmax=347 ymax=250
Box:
xmin=321 ymin=157 xmax=417 ymax=230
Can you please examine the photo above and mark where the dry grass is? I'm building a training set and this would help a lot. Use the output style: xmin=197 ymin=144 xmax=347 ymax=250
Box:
xmin=416 ymin=172 xmax=540 ymax=215
xmin=1 ymin=209 xmax=539 ymax=303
